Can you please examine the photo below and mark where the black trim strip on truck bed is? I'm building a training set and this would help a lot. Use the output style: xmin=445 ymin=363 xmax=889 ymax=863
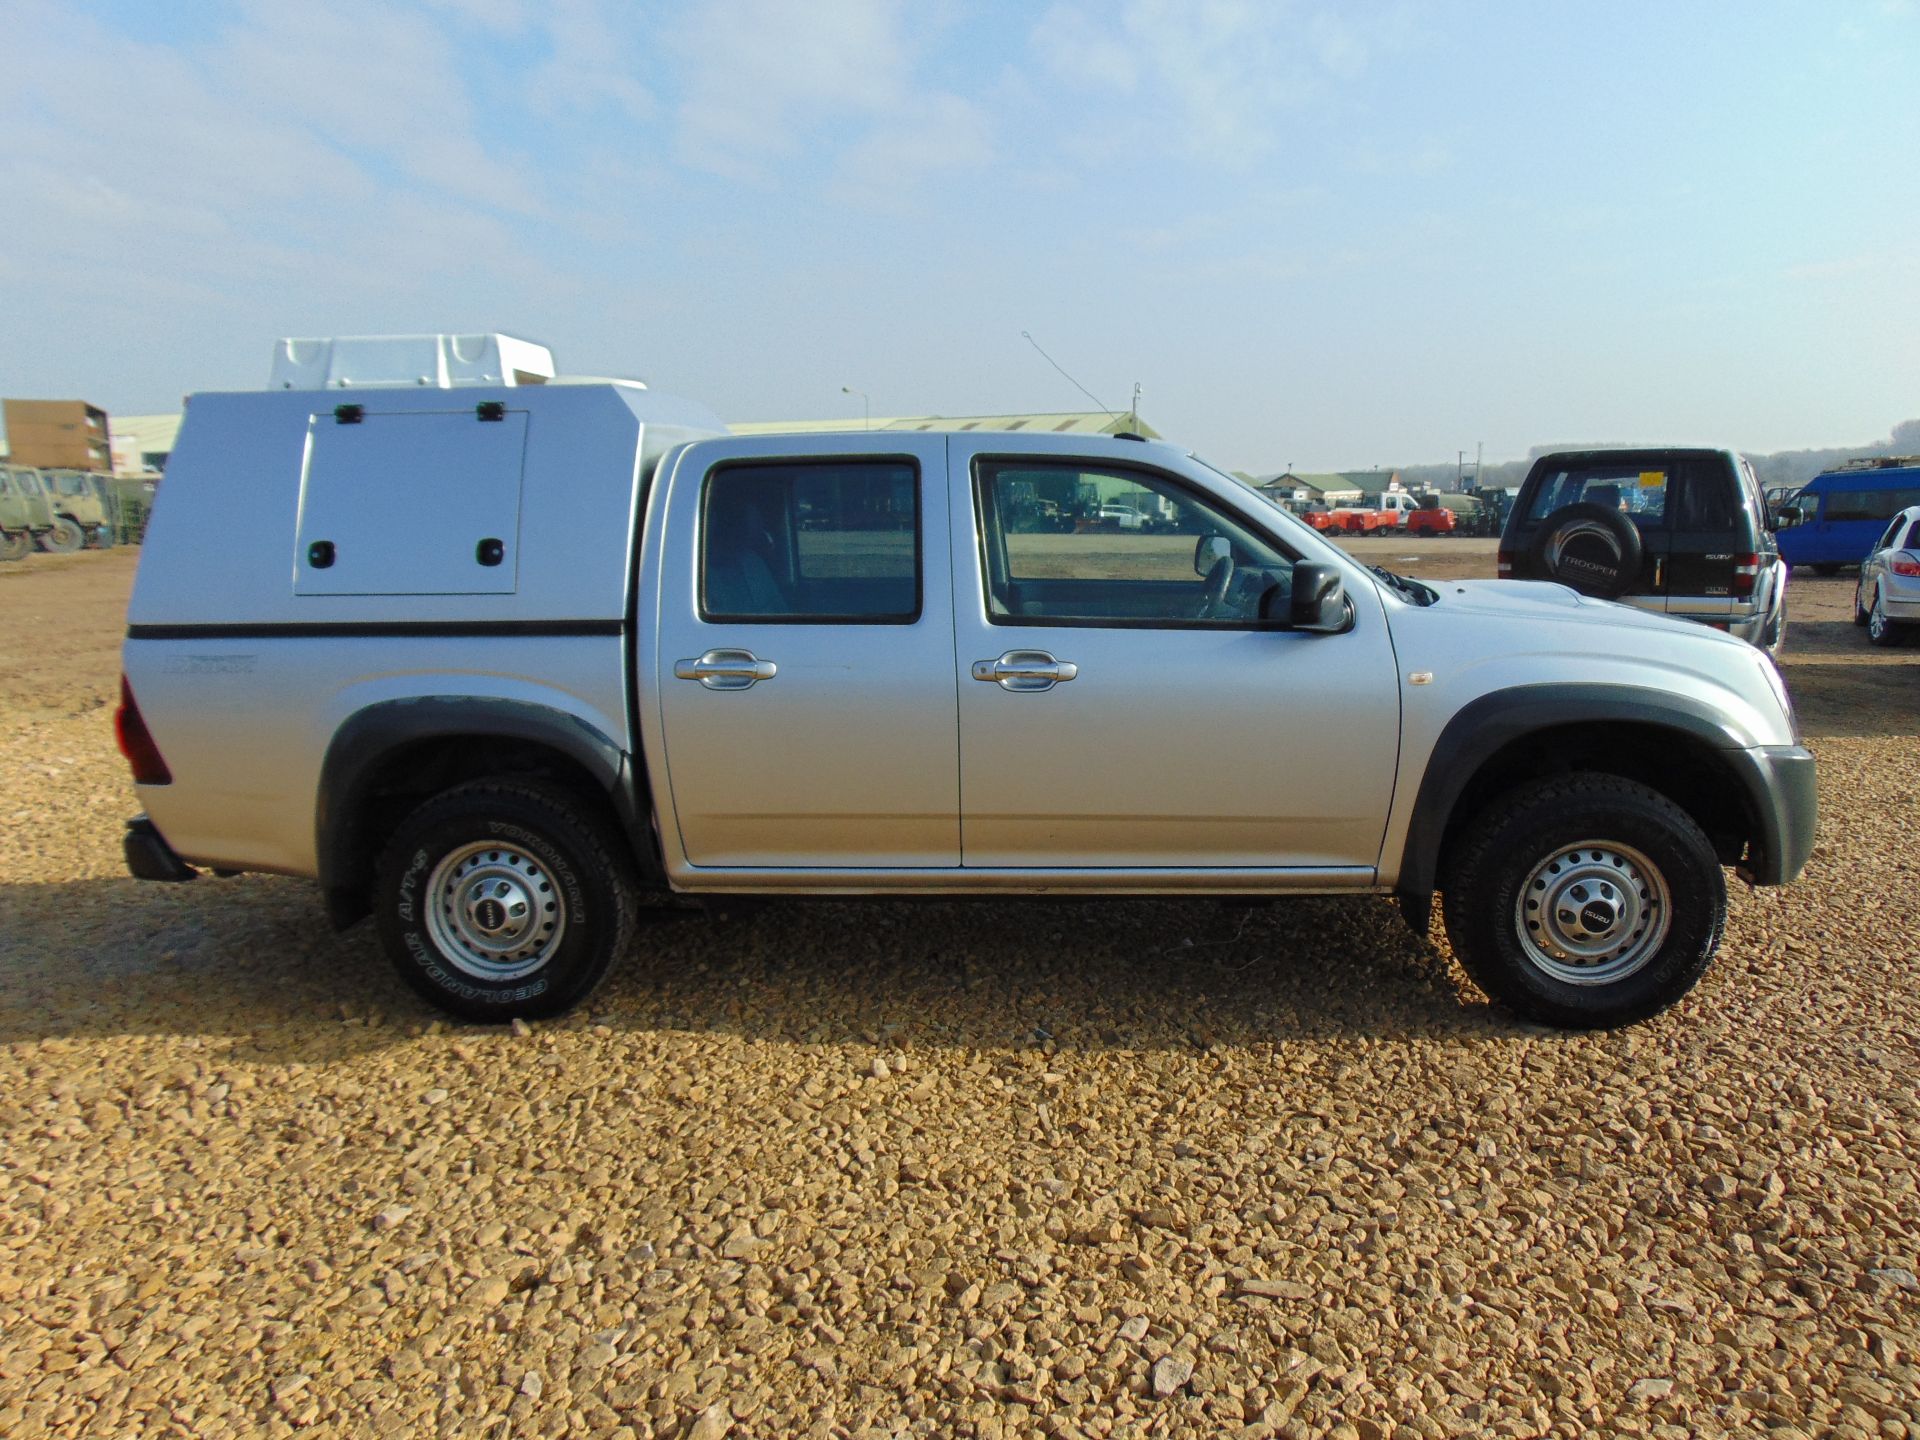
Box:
xmin=126 ymin=620 xmax=625 ymax=640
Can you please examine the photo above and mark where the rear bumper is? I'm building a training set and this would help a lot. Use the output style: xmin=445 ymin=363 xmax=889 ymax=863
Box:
xmin=1727 ymin=745 xmax=1818 ymax=885
xmin=1878 ymin=578 xmax=1920 ymax=619
xmin=125 ymin=815 xmax=197 ymax=883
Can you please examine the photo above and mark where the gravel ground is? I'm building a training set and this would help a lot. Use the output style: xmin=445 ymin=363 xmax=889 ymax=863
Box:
xmin=1 ymin=547 xmax=1916 ymax=1440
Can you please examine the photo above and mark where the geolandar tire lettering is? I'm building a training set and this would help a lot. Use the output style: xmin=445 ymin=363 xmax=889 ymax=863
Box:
xmin=373 ymin=779 xmax=638 ymax=1022
xmin=1439 ymin=772 xmax=1726 ymax=1030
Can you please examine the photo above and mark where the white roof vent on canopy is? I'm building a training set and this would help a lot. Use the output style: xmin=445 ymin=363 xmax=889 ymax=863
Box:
xmin=268 ymin=333 xmax=557 ymax=390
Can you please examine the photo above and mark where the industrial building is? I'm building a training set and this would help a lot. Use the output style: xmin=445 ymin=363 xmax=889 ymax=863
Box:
xmin=108 ymin=414 xmax=182 ymax=474
xmin=1254 ymin=469 xmax=1406 ymax=505
xmin=2 ymin=399 xmax=113 ymax=471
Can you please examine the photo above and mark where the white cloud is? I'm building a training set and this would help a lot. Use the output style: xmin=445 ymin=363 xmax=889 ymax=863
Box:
xmin=832 ymin=93 xmax=994 ymax=207
xmin=1029 ymin=0 xmax=1417 ymax=164
xmin=665 ymin=0 xmax=991 ymax=186
xmin=525 ymin=0 xmax=657 ymax=127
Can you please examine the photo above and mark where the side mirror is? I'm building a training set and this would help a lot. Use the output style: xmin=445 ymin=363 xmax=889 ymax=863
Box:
xmin=1194 ymin=534 xmax=1231 ymax=576
xmin=1285 ymin=561 xmax=1349 ymax=633
xmin=1773 ymin=506 xmax=1800 ymax=529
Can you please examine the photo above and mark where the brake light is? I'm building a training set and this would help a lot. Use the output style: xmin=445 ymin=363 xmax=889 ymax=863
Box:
xmin=1497 ymin=549 xmax=1516 ymax=577
xmin=1892 ymin=554 xmax=1920 ymax=578
xmin=115 ymin=675 xmax=172 ymax=785
xmin=1731 ymin=553 xmax=1761 ymax=598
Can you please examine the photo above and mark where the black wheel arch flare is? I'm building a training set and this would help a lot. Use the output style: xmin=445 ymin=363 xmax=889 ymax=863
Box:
xmin=1396 ymin=683 xmax=1772 ymax=905
xmin=316 ymin=697 xmax=659 ymax=930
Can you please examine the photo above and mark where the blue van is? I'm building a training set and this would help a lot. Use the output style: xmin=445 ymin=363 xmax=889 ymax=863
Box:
xmin=1777 ymin=459 xmax=1920 ymax=573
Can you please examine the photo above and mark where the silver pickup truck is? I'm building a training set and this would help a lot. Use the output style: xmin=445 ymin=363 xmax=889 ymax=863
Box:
xmin=118 ymin=336 xmax=1816 ymax=1030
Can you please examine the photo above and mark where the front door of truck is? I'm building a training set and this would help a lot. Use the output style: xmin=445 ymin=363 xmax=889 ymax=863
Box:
xmin=653 ymin=436 xmax=959 ymax=868
xmin=949 ymin=446 xmax=1401 ymax=872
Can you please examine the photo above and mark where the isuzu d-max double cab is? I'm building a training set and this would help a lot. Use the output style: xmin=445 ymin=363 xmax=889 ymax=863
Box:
xmin=119 ymin=336 xmax=1816 ymax=1030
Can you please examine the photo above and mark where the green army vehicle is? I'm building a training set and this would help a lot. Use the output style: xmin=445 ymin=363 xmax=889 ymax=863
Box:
xmin=1 ymin=465 xmax=56 ymax=560
xmin=42 ymin=469 xmax=112 ymax=549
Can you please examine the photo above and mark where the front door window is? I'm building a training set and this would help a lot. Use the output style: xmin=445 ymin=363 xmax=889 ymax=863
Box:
xmin=974 ymin=459 xmax=1297 ymax=627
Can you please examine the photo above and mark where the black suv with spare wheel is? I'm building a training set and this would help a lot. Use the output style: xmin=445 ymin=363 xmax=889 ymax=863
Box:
xmin=1497 ymin=448 xmax=1786 ymax=653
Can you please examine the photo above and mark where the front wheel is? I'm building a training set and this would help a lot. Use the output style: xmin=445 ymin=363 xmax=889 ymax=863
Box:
xmin=374 ymin=779 xmax=639 ymax=1021
xmin=1441 ymin=774 xmax=1726 ymax=1029
xmin=0 ymin=529 xmax=29 ymax=562
xmin=1855 ymin=583 xmax=1870 ymax=627
xmin=40 ymin=516 xmax=85 ymax=553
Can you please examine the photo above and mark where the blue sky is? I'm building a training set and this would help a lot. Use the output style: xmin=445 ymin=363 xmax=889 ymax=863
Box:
xmin=3 ymin=0 xmax=1916 ymax=470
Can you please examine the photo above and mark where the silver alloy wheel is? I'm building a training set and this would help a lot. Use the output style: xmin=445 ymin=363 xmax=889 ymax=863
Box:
xmin=1513 ymin=840 xmax=1671 ymax=986
xmin=1870 ymin=591 xmax=1890 ymax=642
xmin=424 ymin=841 xmax=567 ymax=982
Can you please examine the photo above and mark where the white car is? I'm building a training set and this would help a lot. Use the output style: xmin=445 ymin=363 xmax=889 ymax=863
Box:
xmin=1854 ymin=503 xmax=1920 ymax=646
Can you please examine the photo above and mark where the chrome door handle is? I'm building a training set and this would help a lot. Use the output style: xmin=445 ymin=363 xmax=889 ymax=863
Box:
xmin=674 ymin=648 xmax=777 ymax=690
xmin=970 ymin=649 xmax=1078 ymax=692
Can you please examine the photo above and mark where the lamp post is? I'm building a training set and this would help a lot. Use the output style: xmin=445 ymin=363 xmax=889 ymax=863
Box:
xmin=841 ymin=385 xmax=870 ymax=432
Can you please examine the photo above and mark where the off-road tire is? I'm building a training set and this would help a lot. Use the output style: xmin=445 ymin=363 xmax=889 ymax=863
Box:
xmin=0 ymin=529 xmax=29 ymax=562
xmin=374 ymin=779 xmax=638 ymax=1022
xmin=40 ymin=516 xmax=85 ymax=553
xmin=1525 ymin=503 xmax=1643 ymax=599
xmin=1761 ymin=596 xmax=1787 ymax=657
xmin=1441 ymin=773 xmax=1726 ymax=1029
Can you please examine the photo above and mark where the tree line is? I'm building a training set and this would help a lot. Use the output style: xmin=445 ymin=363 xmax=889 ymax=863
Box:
xmin=1388 ymin=419 xmax=1920 ymax=495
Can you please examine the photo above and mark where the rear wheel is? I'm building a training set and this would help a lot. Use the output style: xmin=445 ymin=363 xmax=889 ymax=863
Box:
xmin=0 ymin=529 xmax=29 ymax=562
xmin=374 ymin=779 xmax=639 ymax=1021
xmin=1867 ymin=588 xmax=1906 ymax=647
xmin=1441 ymin=774 xmax=1725 ymax=1029
xmin=40 ymin=516 xmax=84 ymax=553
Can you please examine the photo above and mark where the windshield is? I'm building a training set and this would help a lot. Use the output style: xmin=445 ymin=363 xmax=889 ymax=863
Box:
xmin=54 ymin=474 xmax=90 ymax=497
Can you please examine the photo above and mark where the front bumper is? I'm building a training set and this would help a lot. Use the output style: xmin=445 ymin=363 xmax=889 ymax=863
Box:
xmin=1725 ymin=745 xmax=1818 ymax=885
xmin=125 ymin=815 xmax=197 ymax=882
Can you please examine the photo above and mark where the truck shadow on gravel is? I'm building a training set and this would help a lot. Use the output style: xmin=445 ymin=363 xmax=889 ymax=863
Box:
xmin=0 ymin=879 xmax=1529 ymax=1056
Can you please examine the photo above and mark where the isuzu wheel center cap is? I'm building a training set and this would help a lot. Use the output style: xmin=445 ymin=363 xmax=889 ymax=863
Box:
xmin=467 ymin=882 xmax=529 ymax=939
xmin=1579 ymin=898 xmax=1620 ymax=935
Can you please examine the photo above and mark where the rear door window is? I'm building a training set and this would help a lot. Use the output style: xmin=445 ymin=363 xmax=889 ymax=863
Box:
xmin=1525 ymin=465 xmax=1669 ymax=528
xmin=701 ymin=459 xmax=919 ymax=623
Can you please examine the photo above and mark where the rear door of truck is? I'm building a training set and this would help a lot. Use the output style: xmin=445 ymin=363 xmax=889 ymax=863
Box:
xmin=651 ymin=435 xmax=960 ymax=868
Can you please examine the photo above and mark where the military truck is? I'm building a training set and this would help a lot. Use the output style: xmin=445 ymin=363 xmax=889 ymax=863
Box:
xmin=42 ymin=470 xmax=112 ymax=549
xmin=0 ymin=465 xmax=56 ymax=559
